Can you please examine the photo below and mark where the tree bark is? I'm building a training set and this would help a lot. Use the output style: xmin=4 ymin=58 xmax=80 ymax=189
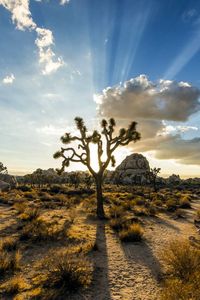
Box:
xmin=95 ymin=176 xmax=105 ymax=219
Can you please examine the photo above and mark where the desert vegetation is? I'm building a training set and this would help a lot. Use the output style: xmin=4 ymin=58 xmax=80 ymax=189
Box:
xmin=0 ymin=178 xmax=200 ymax=299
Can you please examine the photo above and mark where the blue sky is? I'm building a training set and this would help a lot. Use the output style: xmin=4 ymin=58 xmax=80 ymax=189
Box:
xmin=0 ymin=0 xmax=200 ymax=177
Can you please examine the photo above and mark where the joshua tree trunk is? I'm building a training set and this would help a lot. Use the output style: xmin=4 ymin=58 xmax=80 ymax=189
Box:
xmin=95 ymin=175 xmax=105 ymax=219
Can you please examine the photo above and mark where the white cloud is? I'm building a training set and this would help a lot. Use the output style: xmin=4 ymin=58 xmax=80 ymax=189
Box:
xmin=60 ymin=0 xmax=70 ymax=5
xmin=35 ymin=28 xmax=64 ymax=75
xmin=95 ymin=75 xmax=200 ymax=165
xmin=2 ymin=74 xmax=15 ymax=84
xmin=0 ymin=0 xmax=36 ymax=30
xmin=0 ymin=1 xmax=64 ymax=74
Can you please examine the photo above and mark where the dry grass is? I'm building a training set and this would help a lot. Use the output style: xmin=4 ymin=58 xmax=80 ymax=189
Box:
xmin=0 ymin=237 xmax=18 ymax=252
xmin=0 ymin=250 xmax=21 ymax=275
xmin=0 ymin=275 xmax=28 ymax=296
xmin=38 ymin=252 xmax=92 ymax=299
xmin=119 ymin=223 xmax=143 ymax=242
xmin=161 ymin=240 xmax=200 ymax=300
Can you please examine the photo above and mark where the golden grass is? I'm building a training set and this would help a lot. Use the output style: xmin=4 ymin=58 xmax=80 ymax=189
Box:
xmin=161 ymin=240 xmax=200 ymax=300
xmin=119 ymin=223 xmax=143 ymax=242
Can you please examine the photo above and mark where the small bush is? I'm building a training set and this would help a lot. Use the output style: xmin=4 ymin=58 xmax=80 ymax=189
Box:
xmin=161 ymin=240 xmax=200 ymax=300
xmin=17 ymin=185 xmax=32 ymax=192
xmin=40 ymin=253 xmax=92 ymax=298
xmin=166 ymin=199 xmax=177 ymax=211
xmin=19 ymin=207 xmax=40 ymax=222
xmin=179 ymin=197 xmax=191 ymax=209
xmin=196 ymin=209 xmax=200 ymax=220
xmin=119 ymin=223 xmax=143 ymax=242
xmin=109 ymin=205 xmax=124 ymax=218
xmin=162 ymin=240 xmax=200 ymax=281
xmin=1 ymin=275 xmax=28 ymax=295
xmin=0 ymin=237 xmax=18 ymax=252
xmin=133 ymin=207 xmax=148 ymax=216
xmin=13 ymin=202 xmax=27 ymax=214
xmin=0 ymin=250 xmax=21 ymax=275
xmin=110 ymin=217 xmax=124 ymax=232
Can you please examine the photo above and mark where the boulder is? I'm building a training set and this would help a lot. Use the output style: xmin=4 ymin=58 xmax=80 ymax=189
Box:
xmin=0 ymin=180 xmax=10 ymax=192
xmin=114 ymin=153 xmax=150 ymax=184
xmin=0 ymin=174 xmax=17 ymax=188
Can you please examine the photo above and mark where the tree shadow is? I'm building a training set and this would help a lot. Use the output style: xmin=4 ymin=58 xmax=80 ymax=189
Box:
xmin=121 ymin=239 xmax=162 ymax=282
xmin=89 ymin=220 xmax=112 ymax=300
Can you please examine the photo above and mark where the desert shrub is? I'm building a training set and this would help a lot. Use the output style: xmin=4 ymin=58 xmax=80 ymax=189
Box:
xmin=174 ymin=208 xmax=184 ymax=219
xmin=40 ymin=253 xmax=92 ymax=298
xmin=109 ymin=205 xmax=124 ymax=218
xmin=19 ymin=207 xmax=40 ymax=222
xmin=134 ymin=197 xmax=145 ymax=206
xmin=0 ymin=250 xmax=21 ymax=276
xmin=166 ymin=199 xmax=177 ymax=211
xmin=161 ymin=240 xmax=200 ymax=300
xmin=1 ymin=275 xmax=28 ymax=295
xmin=153 ymin=199 xmax=163 ymax=207
xmin=147 ymin=205 xmax=157 ymax=216
xmin=17 ymin=185 xmax=32 ymax=192
xmin=13 ymin=201 xmax=28 ymax=214
xmin=162 ymin=240 xmax=200 ymax=281
xmin=110 ymin=217 xmax=124 ymax=232
xmin=119 ymin=223 xmax=143 ymax=242
xmin=196 ymin=209 xmax=200 ymax=220
xmin=161 ymin=277 xmax=200 ymax=300
xmin=133 ymin=207 xmax=148 ymax=216
xmin=20 ymin=217 xmax=70 ymax=242
xmin=39 ymin=192 xmax=52 ymax=201
xmin=0 ymin=237 xmax=18 ymax=252
xmin=24 ymin=191 xmax=36 ymax=199
xmin=179 ymin=197 xmax=191 ymax=209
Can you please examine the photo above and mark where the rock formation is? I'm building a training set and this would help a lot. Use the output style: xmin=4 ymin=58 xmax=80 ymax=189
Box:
xmin=0 ymin=180 xmax=10 ymax=192
xmin=0 ymin=174 xmax=17 ymax=188
xmin=114 ymin=153 xmax=150 ymax=184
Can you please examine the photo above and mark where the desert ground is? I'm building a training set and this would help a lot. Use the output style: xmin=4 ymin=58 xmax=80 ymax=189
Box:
xmin=0 ymin=184 xmax=200 ymax=300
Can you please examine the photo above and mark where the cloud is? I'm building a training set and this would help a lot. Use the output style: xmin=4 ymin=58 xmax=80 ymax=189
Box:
xmin=0 ymin=0 xmax=36 ymax=30
xmin=95 ymin=74 xmax=200 ymax=165
xmin=60 ymin=0 xmax=70 ymax=5
xmin=35 ymin=28 xmax=64 ymax=75
xmin=2 ymin=74 xmax=15 ymax=84
xmin=0 ymin=0 xmax=64 ymax=74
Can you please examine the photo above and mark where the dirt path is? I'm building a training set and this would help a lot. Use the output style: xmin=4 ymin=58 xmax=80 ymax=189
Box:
xmin=84 ymin=200 xmax=200 ymax=300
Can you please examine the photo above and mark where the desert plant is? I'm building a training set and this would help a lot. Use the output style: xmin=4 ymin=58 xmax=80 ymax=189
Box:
xmin=161 ymin=240 xmax=200 ymax=300
xmin=179 ymin=196 xmax=191 ymax=209
xmin=54 ymin=117 xmax=140 ymax=219
xmin=0 ymin=237 xmax=18 ymax=252
xmin=1 ymin=275 xmax=28 ymax=295
xmin=162 ymin=240 xmax=200 ymax=281
xmin=166 ymin=199 xmax=177 ymax=211
xmin=196 ymin=209 xmax=200 ymax=220
xmin=119 ymin=223 xmax=143 ymax=242
xmin=0 ymin=250 xmax=21 ymax=275
xmin=40 ymin=253 xmax=92 ymax=297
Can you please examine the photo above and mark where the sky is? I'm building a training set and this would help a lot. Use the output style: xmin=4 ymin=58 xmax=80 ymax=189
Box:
xmin=0 ymin=0 xmax=200 ymax=178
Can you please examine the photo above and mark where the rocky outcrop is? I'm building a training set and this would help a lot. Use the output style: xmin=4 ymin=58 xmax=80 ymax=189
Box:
xmin=0 ymin=180 xmax=10 ymax=192
xmin=114 ymin=153 xmax=150 ymax=184
xmin=0 ymin=174 xmax=17 ymax=188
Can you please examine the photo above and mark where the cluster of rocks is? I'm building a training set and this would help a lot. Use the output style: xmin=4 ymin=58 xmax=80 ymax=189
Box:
xmin=113 ymin=153 xmax=150 ymax=185
xmin=0 ymin=174 xmax=17 ymax=192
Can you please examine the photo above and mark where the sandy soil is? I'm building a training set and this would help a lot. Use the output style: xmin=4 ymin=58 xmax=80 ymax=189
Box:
xmin=0 ymin=199 xmax=200 ymax=300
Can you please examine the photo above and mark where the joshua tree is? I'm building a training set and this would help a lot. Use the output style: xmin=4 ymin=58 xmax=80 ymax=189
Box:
xmin=149 ymin=167 xmax=161 ymax=192
xmin=54 ymin=117 xmax=141 ymax=219
xmin=0 ymin=162 xmax=8 ymax=174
